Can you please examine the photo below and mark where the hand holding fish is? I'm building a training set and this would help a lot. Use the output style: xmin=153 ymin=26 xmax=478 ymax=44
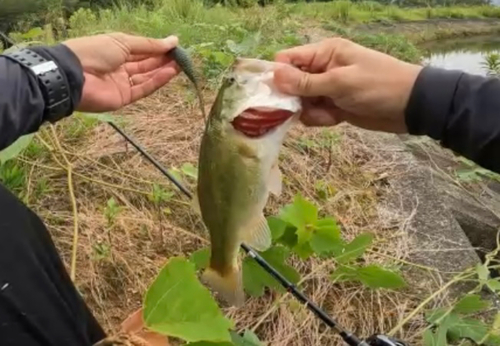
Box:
xmin=273 ymin=37 xmax=423 ymax=134
xmin=63 ymin=32 xmax=180 ymax=113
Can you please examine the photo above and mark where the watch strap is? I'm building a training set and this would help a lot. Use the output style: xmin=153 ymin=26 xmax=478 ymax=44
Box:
xmin=1 ymin=47 xmax=71 ymax=122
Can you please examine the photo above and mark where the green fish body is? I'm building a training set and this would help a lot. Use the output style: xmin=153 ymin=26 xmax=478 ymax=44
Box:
xmin=193 ymin=58 xmax=302 ymax=306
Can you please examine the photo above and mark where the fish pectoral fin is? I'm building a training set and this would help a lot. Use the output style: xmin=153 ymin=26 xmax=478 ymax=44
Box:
xmin=242 ymin=214 xmax=272 ymax=251
xmin=202 ymin=266 xmax=244 ymax=307
xmin=268 ymin=163 xmax=282 ymax=197
xmin=191 ymin=190 xmax=201 ymax=215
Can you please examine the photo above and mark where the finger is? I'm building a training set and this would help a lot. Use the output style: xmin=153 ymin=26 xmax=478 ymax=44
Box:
xmin=274 ymin=64 xmax=342 ymax=97
xmin=300 ymin=107 xmax=341 ymax=127
xmin=130 ymin=60 xmax=179 ymax=85
xmin=274 ymin=37 xmax=347 ymax=72
xmin=126 ymin=54 xmax=152 ymax=62
xmin=130 ymin=64 xmax=180 ymax=102
xmin=108 ymin=32 xmax=178 ymax=56
xmin=341 ymin=113 xmax=408 ymax=133
xmin=274 ymin=41 xmax=322 ymax=67
xmin=125 ymin=55 xmax=174 ymax=76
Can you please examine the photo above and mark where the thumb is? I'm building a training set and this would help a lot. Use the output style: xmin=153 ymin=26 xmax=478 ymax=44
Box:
xmin=274 ymin=64 xmax=336 ymax=97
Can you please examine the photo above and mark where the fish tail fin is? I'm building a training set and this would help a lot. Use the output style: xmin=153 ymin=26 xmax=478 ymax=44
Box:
xmin=202 ymin=265 xmax=245 ymax=307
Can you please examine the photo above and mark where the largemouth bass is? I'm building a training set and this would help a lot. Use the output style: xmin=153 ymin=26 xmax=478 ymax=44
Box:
xmin=193 ymin=58 xmax=302 ymax=307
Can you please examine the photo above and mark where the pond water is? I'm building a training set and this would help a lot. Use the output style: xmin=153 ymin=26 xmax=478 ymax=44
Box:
xmin=420 ymin=35 xmax=500 ymax=76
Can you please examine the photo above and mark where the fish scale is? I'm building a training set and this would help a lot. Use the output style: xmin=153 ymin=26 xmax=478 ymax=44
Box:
xmin=168 ymin=46 xmax=207 ymax=123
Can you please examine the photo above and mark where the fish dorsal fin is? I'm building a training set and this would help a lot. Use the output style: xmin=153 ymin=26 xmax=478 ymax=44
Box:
xmin=268 ymin=163 xmax=282 ymax=197
xmin=242 ymin=214 xmax=272 ymax=251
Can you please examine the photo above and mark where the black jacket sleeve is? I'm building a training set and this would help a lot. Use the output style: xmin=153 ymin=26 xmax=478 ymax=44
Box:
xmin=405 ymin=66 xmax=500 ymax=174
xmin=0 ymin=44 xmax=84 ymax=151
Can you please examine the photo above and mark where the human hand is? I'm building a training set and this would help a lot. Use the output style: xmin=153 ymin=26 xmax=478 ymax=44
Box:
xmin=63 ymin=32 xmax=180 ymax=113
xmin=273 ymin=37 xmax=423 ymax=133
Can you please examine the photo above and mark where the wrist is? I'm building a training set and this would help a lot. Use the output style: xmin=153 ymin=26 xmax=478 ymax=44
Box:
xmin=29 ymin=44 xmax=85 ymax=121
xmin=404 ymin=66 xmax=463 ymax=140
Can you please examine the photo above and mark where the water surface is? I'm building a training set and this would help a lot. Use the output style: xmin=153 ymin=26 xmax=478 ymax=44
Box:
xmin=421 ymin=35 xmax=500 ymax=76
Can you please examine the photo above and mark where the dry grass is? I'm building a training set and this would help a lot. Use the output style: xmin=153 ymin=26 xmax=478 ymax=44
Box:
xmin=14 ymin=72 xmax=457 ymax=346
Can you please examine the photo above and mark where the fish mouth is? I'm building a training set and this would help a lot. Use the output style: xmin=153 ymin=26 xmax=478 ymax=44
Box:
xmin=231 ymin=107 xmax=295 ymax=138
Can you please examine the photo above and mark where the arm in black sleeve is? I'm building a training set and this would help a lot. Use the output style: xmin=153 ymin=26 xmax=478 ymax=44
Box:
xmin=405 ymin=66 xmax=500 ymax=174
xmin=0 ymin=44 xmax=84 ymax=151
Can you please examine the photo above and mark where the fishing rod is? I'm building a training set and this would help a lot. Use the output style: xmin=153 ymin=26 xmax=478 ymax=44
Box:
xmin=106 ymin=122 xmax=408 ymax=346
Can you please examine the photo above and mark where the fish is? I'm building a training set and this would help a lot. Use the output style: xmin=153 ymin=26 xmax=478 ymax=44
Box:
xmin=193 ymin=57 xmax=302 ymax=307
xmin=167 ymin=46 xmax=207 ymax=123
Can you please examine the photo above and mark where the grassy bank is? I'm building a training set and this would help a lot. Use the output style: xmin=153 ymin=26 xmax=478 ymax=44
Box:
xmin=3 ymin=1 xmax=500 ymax=345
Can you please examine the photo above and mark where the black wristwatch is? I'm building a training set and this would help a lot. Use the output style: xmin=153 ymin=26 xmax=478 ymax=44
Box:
xmin=1 ymin=47 xmax=71 ymax=122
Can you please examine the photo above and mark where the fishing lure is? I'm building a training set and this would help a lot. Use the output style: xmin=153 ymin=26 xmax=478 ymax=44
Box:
xmin=168 ymin=46 xmax=207 ymax=123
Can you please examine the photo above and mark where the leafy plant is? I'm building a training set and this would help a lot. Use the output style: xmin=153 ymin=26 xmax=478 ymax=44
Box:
xmin=143 ymin=257 xmax=234 ymax=343
xmin=150 ymin=184 xmax=175 ymax=205
xmin=482 ymin=52 xmax=500 ymax=76
xmin=455 ymin=156 xmax=500 ymax=183
xmin=104 ymin=197 xmax=122 ymax=227
xmin=0 ymin=134 xmax=34 ymax=164
xmin=137 ymin=193 xmax=405 ymax=345
xmin=168 ymin=162 xmax=199 ymax=185
xmin=422 ymin=243 xmax=500 ymax=346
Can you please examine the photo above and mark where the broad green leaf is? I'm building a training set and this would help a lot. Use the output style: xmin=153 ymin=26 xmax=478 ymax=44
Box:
xmin=0 ymin=133 xmax=34 ymax=164
xmin=267 ymin=216 xmax=287 ymax=241
xmin=186 ymin=342 xmax=233 ymax=346
xmin=453 ymin=294 xmax=490 ymax=314
xmin=143 ymin=257 xmax=233 ymax=343
xmin=330 ymin=265 xmax=359 ymax=283
xmin=190 ymin=247 xmax=210 ymax=271
xmin=486 ymin=334 xmax=500 ymax=346
xmin=242 ymin=330 xmax=262 ymax=345
xmin=276 ymin=225 xmax=298 ymax=248
xmin=293 ymin=221 xmax=314 ymax=246
xmin=426 ymin=310 xmax=460 ymax=345
xmin=422 ymin=326 xmax=449 ymax=346
xmin=242 ymin=246 xmax=300 ymax=297
xmin=426 ymin=308 xmax=452 ymax=325
xmin=487 ymin=279 xmax=500 ymax=291
xmin=435 ymin=325 xmax=450 ymax=346
xmin=230 ymin=330 xmax=263 ymax=346
xmin=181 ymin=163 xmax=198 ymax=180
xmin=79 ymin=112 xmax=116 ymax=123
xmin=335 ymin=233 xmax=374 ymax=264
xmin=292 ymin=240 xmax=315 ymax=260
xmin=493 ymin=312 xmax=500 ymax=331
xmin=278 ymin=194 xmax=318 ymax=245
xmin=476 ymin=263 xmax=490 ymax=281
xmin=448 ymin=316 xmax=489 ymax=343
xmin=422 ymin=329 xmax=435 ymax=346
xmin=310 ymin=217 xmax=343 ymax=255
xmin=356 ymin=265 xmax=406 ymax=289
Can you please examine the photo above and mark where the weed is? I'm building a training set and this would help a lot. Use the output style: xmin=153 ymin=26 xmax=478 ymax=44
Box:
xmin=0 ymin=161 xmax=26 ymax=196
xmin=104 ymin=197 xmax=122 ymax=227
xmin=482 ymin=52 xmax=500 ymax=76
xmin=332 ymin=0 xmax=353 ymax=23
